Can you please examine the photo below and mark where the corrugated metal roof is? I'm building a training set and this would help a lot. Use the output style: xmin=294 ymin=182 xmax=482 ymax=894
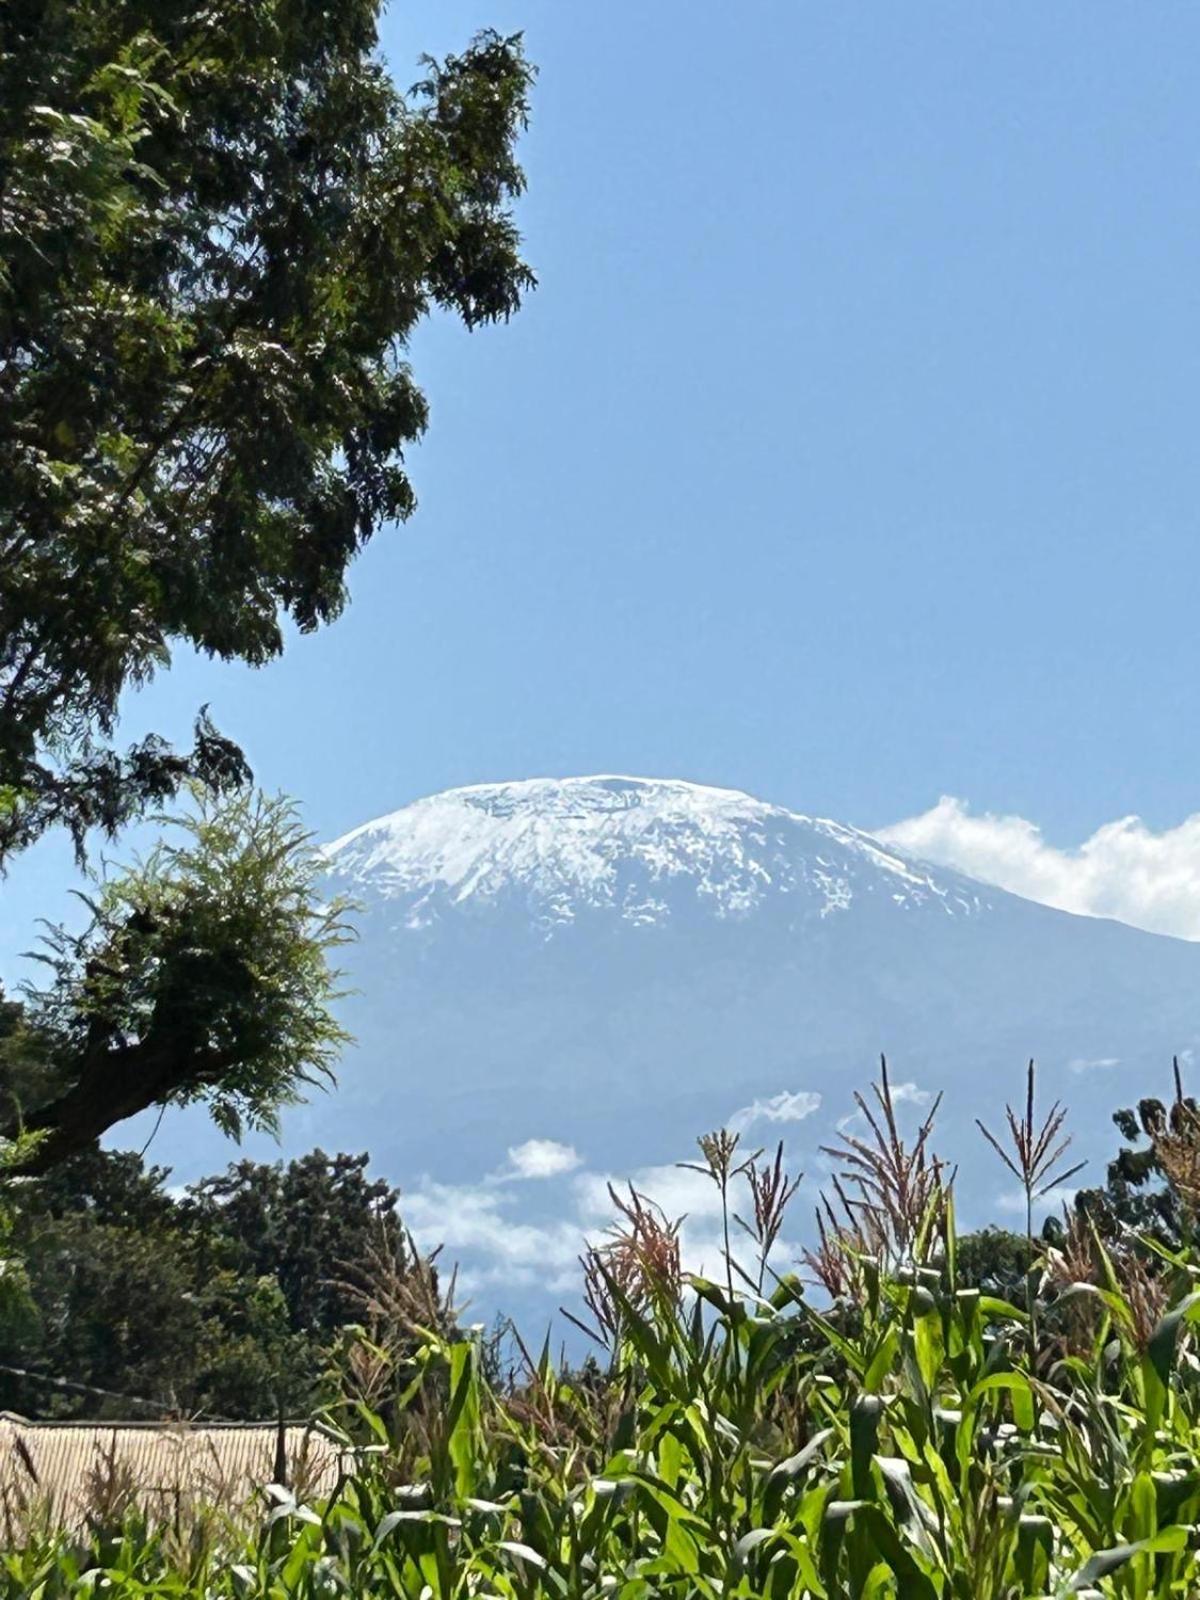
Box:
xmin=0 ymin=1415 xmax=343 ymax=1533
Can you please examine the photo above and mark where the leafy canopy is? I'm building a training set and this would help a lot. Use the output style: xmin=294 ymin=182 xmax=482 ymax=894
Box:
xmin=7 ymin=787 xmax=350 ymax=1173
xmin=0 ymin=0 xmax=534 ymax=857
xmin=0 ymin=0 xmax=533 ymax=1166
xmin=0 ymin=1145 xmax=426 ymax=1419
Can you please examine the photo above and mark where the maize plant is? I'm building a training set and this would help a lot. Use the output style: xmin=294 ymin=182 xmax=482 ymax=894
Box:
xmin=6 ymin=1066 xmax=1200 ymax=1597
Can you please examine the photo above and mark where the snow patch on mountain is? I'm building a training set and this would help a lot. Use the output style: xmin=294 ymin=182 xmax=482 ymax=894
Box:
xmin=324 ymin=775 xmax=991 ymax=930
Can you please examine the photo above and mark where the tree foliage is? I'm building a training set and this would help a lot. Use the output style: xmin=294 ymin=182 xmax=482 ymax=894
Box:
xmin=0 ymin=0 xmax=534 ymax=1169
xmin=953 ymin=1224 xmax=1034 ymax=1298
xmin=0 ymin=1144 xmax=428 ymax=1419
xmin=0 ymin=2 xmax=534 ymax=857
xmin=185 ymin=1149 xmax=406 ymax=1343
xmin=1071 ymin=1067 xmax=1199 ymax=1247
xmin=2 ymin=787 xmax=350 ymax=1172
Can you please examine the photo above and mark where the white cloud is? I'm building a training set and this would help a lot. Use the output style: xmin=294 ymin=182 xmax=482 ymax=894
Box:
xmin=400 ymin=1162 xmax=734 ymax=1304
xmin=1068 ymin=1056 xmax=1120 ymax=1076
xmin=401 ymin=1180 xmax=584 ymax=1289
xmin=889 ymin=1081 xmax=932 ymax=1107
xmin=574 ymin=1161 xmax=727 ymax=1227
xmin=878 ymin=797 xmax=1200 ymax=940
xmin=573 ymin=1162 xmax=801 ymax=1285
xmin=503 ymin=1138 xmax=582 ymax=1180
xmin=401 ymin=1156 xmax=742 ymax=1301
xmin=835 ymin=1080 xmax=930 ymax=1135
xmin=728 ymin=1089 xmax=822 ymax=1134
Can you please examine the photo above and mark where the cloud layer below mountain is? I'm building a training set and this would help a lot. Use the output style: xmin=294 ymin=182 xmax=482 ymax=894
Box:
xmin=399 ymin=1091 xmax=824 ymax=1300
xmin=877 ymin=798 xmax=1200 ymax=940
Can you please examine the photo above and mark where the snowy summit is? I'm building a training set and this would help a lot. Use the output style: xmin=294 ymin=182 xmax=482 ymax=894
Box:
xmin=324 ymin=775 xmax=989 ymax=931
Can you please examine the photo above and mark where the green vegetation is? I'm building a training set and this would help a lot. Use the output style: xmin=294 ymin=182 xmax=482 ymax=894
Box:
xmin=3 ymin=4 xmax=1196 ymax=1594
xmin=6 ymin=1066 xmax=1200 ymax=1596
xmin=1 ymin=789 xmax=350 ymax=1176
xmin=0 ymin=1145 xmax=444 ymax=1419
xmin=0 ymin=0 xmax=534 ymax=856
xmin=0 ymin=0 xmax=534 ymax=1163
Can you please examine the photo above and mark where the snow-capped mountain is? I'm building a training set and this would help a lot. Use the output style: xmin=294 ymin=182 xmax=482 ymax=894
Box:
xmin=325 ymin=776 xmax=991 ymax=930
xmin=136 ymin=776 xmax=1200 ymax=1326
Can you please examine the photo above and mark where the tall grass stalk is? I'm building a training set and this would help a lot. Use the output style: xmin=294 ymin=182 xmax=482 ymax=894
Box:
xmin=977 ymin=1059 xmax=1085 ymax=1344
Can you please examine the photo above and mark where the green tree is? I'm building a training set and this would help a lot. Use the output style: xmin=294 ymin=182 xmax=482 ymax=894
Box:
xmin=1 ymin=3 xmax=534 ymax=857
xmin=2 ymin=789 xmax=349 ymax=1174
xmin=0 ymin=1143 xmax=427 ymax=1419
xmin=0 ymin=2 xmax=533 ymax=1169
xmin=954 ymin=1226 xmax=1035 ymax=1299
xmin=1071 ymin=1076 xmax=1198 ymax=1246
xmin=183 ymin=1149 xmax=409 ymax=1342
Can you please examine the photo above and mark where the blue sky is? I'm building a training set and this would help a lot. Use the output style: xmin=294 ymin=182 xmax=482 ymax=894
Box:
xmin=5 ymin=1 xmax=1200 ymax=976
